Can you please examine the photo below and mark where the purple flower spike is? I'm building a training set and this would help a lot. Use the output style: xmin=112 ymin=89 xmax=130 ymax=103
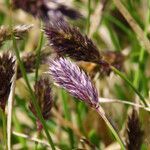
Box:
xmin=49 ymin=58 xmax=99 ymax=108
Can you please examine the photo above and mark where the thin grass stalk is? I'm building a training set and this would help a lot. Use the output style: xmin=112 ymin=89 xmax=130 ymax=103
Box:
xmin=88 ymin=1 xmax=105 ymax=37
xmin=76 ymin=101 xmax=86 ymax=136
xmin=95 ymin=106 xmax=126 ymax=150
xmin=7 ymin=62 xmax=17 ymax=150
xmin=12 ymin=36 xmax=56 ymax=150
xmin=35 ymin=23 xmax=44 ymax=82
xmin=133 ymin=48 xmax=144 ymax=89
xmin=2 ymin=112 xmax=7 ymax=149
xmin=52 ymin=109 xmax=82 ymax=138
xmin=133 ymin=1 xmax=150 ymax=92
xmin=99 ymin=98 xmax=150 ymax=112
xmin=7 ymin=3 xmax=13 ymax=150
xmin=12 ymin=131 xmax=50 ymax=147
xmin=113 ymin=0 xmax=150 ymax=53
xmin=13 ymin=111 xmax=27 ymax=148
xmin=86 ymin=0 xmax=91 ymax=34
xmin=61 ymin=90 xmax=75 ymax=148
xmin=110 ymin=66 xmax=149 ymax=107
xmin=105 ymin=21 xmax=121 ymax=51
xmin=104 ymin=13 xmax=131 ymax=36
xmin=2 ymin=112 xmax=7 ymax=150
xmin=0 ymin=108 xmax=7 ymax=150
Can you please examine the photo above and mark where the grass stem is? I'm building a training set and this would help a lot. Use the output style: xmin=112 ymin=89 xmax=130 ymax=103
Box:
xmin=111 ymin=66 xmax=149 ymax=107
xmin=12 ymin=35 xmax=56 ymax=150
xmin=96 ymin=106 xmax=126 ymax=150
xmin=113 ymin=0 xmax=150 ymax=53
xmin=35 ymin=23 xmax=44 ymax=82
xmin=0 ymin=109 xmax=7 ymax=150
xmin=61 ymin=90 xmax=75 ymax=148
xmin=86 ymin=0 xmax=91 ymax=34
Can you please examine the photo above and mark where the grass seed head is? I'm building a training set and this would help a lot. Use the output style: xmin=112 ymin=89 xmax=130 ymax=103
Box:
xmin=0 ymin=52 xmax=15 ymax=111
xmin=29 ymin=76 xmax=53 ymax=131
xmin=49 ymin=57 xmax=99 ymax=108
xmin=126 ymin=109 xmax=144 ymax=150
xmin=45 ymin=18 xmax=101 ymax=63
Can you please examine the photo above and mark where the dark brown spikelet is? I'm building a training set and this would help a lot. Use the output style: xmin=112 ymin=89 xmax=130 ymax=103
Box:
xmin=0 ymin=25 xmax=33 ymax=47
xmin=55 ymin=4 xmax=82 ymax=20
xmin=12 ymin=0 xmax=49 ymax=20
xmin=45 ymin=18 xmax=101 ymax=63
xmin=12 ymin=0 xmax=82 ymax=20
xmin=17 ymin=52 xmax=37 ymax=79
xmin=29 ymin=77 xmax=53 ymax=131
xmin=126 ymin=109 xmax=143 ymax=150
xmin=17 ymin=50 xmax=51 ymax=79
xmin=0 ymin=52 xmax=15 ymax=111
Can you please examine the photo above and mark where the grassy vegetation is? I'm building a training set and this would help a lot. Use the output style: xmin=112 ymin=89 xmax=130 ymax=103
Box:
xmin=0 ymin=0 xmax=150 ymax=149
